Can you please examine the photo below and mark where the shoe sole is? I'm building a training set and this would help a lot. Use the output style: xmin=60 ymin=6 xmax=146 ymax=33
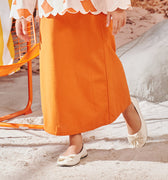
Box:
xmin=58 ymin=154 xmax=88 ymax=167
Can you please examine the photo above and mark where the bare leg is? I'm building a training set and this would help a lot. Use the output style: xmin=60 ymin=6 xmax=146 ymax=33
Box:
xmin=62 ymin=133 xmax=83 ymax=156
xmin=122 ymin=103 xmax=141 ymax=135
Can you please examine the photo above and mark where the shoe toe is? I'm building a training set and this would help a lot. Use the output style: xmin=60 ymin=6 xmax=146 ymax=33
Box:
xmin=57 ymin=146 xmax=88 ymax=166
xmin=128 ymin=131 xmax=147 ymax=148
xmin=57 ymin=154 xmax=80 ymax=166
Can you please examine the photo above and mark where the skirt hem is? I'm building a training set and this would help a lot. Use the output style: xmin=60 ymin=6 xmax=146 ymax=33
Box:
xmin=44 ymin=99 xmax=132 ymax=136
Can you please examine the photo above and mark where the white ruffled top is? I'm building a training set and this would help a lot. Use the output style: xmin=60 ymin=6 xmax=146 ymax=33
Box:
xmin=10 ymin=0 xmax=132 ymax=20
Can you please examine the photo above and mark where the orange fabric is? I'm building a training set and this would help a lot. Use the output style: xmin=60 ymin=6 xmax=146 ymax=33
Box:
xmin=17 ymin=9 xmax=31 ymax=18
xmin=41 ymin=0 xmax=54 ymax=14
xmin=81 ymin=0 xmax=97 ymax=12
xmin=40 ymin=12 xmax=131 ymax=136
xmin=0 ymin=44 xmax=39 ymax=77
xmin=13 ymin=0 xmax=16 ymax=5
xmin=62 ymin=8 xmax=77 ymax=14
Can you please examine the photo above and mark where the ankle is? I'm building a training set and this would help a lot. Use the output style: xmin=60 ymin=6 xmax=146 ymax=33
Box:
xmin=122 ymin=103 xmax=142 ymax=135
xmin=69 ymin=134 xmax=83 ymax=148
xmin=123 ymin=103 xmax=134 ymax=116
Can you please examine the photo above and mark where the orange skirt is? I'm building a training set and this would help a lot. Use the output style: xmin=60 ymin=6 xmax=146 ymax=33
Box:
xmin=40 ymin=12 xmax=131 ymax=136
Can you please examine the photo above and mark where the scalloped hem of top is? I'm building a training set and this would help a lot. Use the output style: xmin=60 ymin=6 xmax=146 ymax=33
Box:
xmin=39 ymin=6 xmax=133 ymax=18
xmin=13 ymin=6 xmax=133 ymax=21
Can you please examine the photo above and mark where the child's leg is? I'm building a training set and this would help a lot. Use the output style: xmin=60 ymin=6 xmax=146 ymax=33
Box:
xmin=122 ymin=103 xmax=141 ymax=135
xmin=61 ymin=134 xmax=83 ymax=156
xmin=123 ymin=97 xmax=147 ymax=148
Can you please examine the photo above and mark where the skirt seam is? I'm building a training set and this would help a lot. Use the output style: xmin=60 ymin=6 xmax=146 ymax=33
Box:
xmin=98 ymin=20 xmax=110 ymax=123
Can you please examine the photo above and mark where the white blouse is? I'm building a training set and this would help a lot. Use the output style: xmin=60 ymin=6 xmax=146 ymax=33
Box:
xmin=10 ymin=0 xmax=132 ymax=20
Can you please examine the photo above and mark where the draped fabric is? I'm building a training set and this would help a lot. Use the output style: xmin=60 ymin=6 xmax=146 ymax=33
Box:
xmin=0 ymin=0 xmax=14 ymax=65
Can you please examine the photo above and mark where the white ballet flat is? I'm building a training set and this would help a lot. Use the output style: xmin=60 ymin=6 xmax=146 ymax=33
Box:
xmin=57 ymin=146 xmax=88 ymax=166
xmin=127 ymin=97 xmax=148 ymax=148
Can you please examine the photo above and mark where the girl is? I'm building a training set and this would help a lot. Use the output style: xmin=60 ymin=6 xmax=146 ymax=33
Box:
xmin=11 ymin=0 xmax=147 ymax=166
